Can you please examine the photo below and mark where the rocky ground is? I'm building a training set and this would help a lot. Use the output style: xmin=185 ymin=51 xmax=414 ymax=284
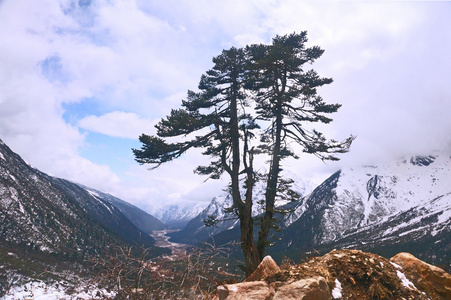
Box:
xmin=216 ymin=249 xmax=451 ymax=300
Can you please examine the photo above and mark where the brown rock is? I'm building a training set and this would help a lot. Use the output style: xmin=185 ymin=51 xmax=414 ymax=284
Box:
xmin=216 ymin=250 xmax=445 ymax=300
xmin=217 ymin=281 xmax=274 ymax=300
xmin=267 ymin=249 xmax=427 ymax=299
xmin=390 ymin=252 xmax=451 ymax=300
xmin=273 ymin=276 xmax=332 ymax=300
xmin=245 ymin=256 xmax=281 ymax=282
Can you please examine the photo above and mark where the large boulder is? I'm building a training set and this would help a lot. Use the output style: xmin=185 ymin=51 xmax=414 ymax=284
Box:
xmin=245 ymin=256 xmax=281 ymax=282
xmin=390 ymin=252 xmax=451 ymax=300
xmin=217 ymin=281 xmax=274 ymax=300
xmin=217 ymin=256 xmax=330 ymax=299
xmin=217 ymin=277 xmax=331 ymax=300
xmin=273 ymin=276 xmax=331 ymax=300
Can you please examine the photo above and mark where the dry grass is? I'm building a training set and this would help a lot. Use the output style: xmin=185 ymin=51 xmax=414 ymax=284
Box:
xmin=92 ymin=241 xmax=243 ymax=299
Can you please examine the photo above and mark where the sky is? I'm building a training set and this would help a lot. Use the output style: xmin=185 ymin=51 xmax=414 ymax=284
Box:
xmin=1 ymin=0 xmax=450 ymax=213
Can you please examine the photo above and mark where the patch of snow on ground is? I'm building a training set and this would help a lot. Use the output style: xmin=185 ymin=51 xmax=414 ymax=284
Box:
xmin=227 ymin=219 xmax=239 ymax=230
xmin=390 ymin=262 xmax=402 ymax=269
xmin=86 ymin=189 xmax=114 ymax=213
xmin=436 ymin=199 xmax=451 ymax=224
xmin=396 ymin=270 xmax=416 ymax=290
xmin=0 ymin=152 xmax=4 ymax=160
xmin=2 ymin=281 xmax=115 ymax=300
xmin=332 ymin=278 xmax=342 ymax=299
xmin=86 ymin=189 xmax=100 ymax=198
xmin=389 ymin=262 xmax=417 ymax=290
xmin=39 ymin=245 xmax=52 ymax=253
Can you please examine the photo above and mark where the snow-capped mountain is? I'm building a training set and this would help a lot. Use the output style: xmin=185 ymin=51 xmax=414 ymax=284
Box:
xmin=151 ymin=202 xmax=208 ymax=228
xmin=168 ymin=174 xmax=313 ymax=244
xmin=167 ymin=192 xmax=237 ymax=244
xmin=270 ymin=153 xmax=451 ymax=266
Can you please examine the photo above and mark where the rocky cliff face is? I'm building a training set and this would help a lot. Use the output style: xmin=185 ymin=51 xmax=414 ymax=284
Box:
xmin=217 ymin=249 xmax=451 ymax=300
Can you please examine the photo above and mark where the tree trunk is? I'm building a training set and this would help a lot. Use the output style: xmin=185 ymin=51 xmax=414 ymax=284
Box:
xmin=230 ymin=76 xmax=260 ymax=276
xmin=257 ymin=98 xmax=283 ymax=260
xmin=240 ymin=206 xmax=260 ymax=277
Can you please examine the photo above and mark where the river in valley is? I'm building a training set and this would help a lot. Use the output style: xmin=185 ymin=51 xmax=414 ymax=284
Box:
xmin=150 ymin=230 xmax=190 ymax=260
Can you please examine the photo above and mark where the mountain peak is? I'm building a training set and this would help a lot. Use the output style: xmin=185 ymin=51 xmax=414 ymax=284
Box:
xmin=409 ymin=155 xmax=436 ymax=166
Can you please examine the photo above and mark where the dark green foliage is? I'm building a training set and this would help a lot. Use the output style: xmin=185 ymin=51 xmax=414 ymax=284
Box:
xmin=133 ymin=47 xmax=256 ymax=180
xmin=204 ymin=214 xmax=219 ymax=228
xmin=247 ymin=32 xmax=354 ymax=162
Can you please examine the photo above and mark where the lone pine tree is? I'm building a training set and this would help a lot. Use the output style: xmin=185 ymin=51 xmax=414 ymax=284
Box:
xmin=133 ymin=32 xmax=354 ymax=276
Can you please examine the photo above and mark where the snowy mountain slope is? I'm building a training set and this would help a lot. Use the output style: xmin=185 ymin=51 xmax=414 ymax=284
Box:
xmin=0 ymin=139 xmax=170 ymax=297
xmin=150 ymin=202 xmax=208 ymax=228
xmin=0 ymin=138 xmax=162 ymax=256
xmin=167 ymin=194 xmax=238 ymax=244
xmin=1 ymin=140 xmax=117 ymax=255
xmin=270 ymin=153 xmax=451 ymax=266
xmin=152 ymin=168 xmax=314 ymax=231
xmin=321 ymin=191 xmax=451 ymax=266
xmin=36 ymin=172 xmax=156 ymax=248
xmin=82 ymin=186 xmax=166 ymax=233
xmin=168 ymin=175 xmax=313 ymax=244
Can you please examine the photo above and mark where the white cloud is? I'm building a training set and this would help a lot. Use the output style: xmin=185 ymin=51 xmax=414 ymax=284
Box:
xmin=0 ymin=0 xmax=133 ymax=196
xmin=78 ymin=111 xmax=156 ymax=139
xmin=111 ymin=149 xmax=227 ymax=211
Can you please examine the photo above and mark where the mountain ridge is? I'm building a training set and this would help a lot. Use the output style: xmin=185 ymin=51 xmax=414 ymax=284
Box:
xmin=0 ymin=138 xmax=170 ymax=293
xmin=81 ymin=185 xmax=166 ymax=234
xmin=150 ymin=202 xmax=209 ymax=229
xmin=269 ymin=153 xmax=451 ymax=267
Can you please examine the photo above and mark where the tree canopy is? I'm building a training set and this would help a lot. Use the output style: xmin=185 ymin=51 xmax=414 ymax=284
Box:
xmin=133 ymin=31 xmax=354 ymax=276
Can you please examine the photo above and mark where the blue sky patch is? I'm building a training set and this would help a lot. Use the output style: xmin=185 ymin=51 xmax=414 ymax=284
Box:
xmin=40 ymin=55 xmax=69 ymax=84
xmin=62 ymin=99 xmax=105 ymax=126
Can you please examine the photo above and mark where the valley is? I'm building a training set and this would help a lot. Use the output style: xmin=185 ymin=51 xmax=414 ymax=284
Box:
xmin=150 ymin=230 xmax=190 ymax=259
